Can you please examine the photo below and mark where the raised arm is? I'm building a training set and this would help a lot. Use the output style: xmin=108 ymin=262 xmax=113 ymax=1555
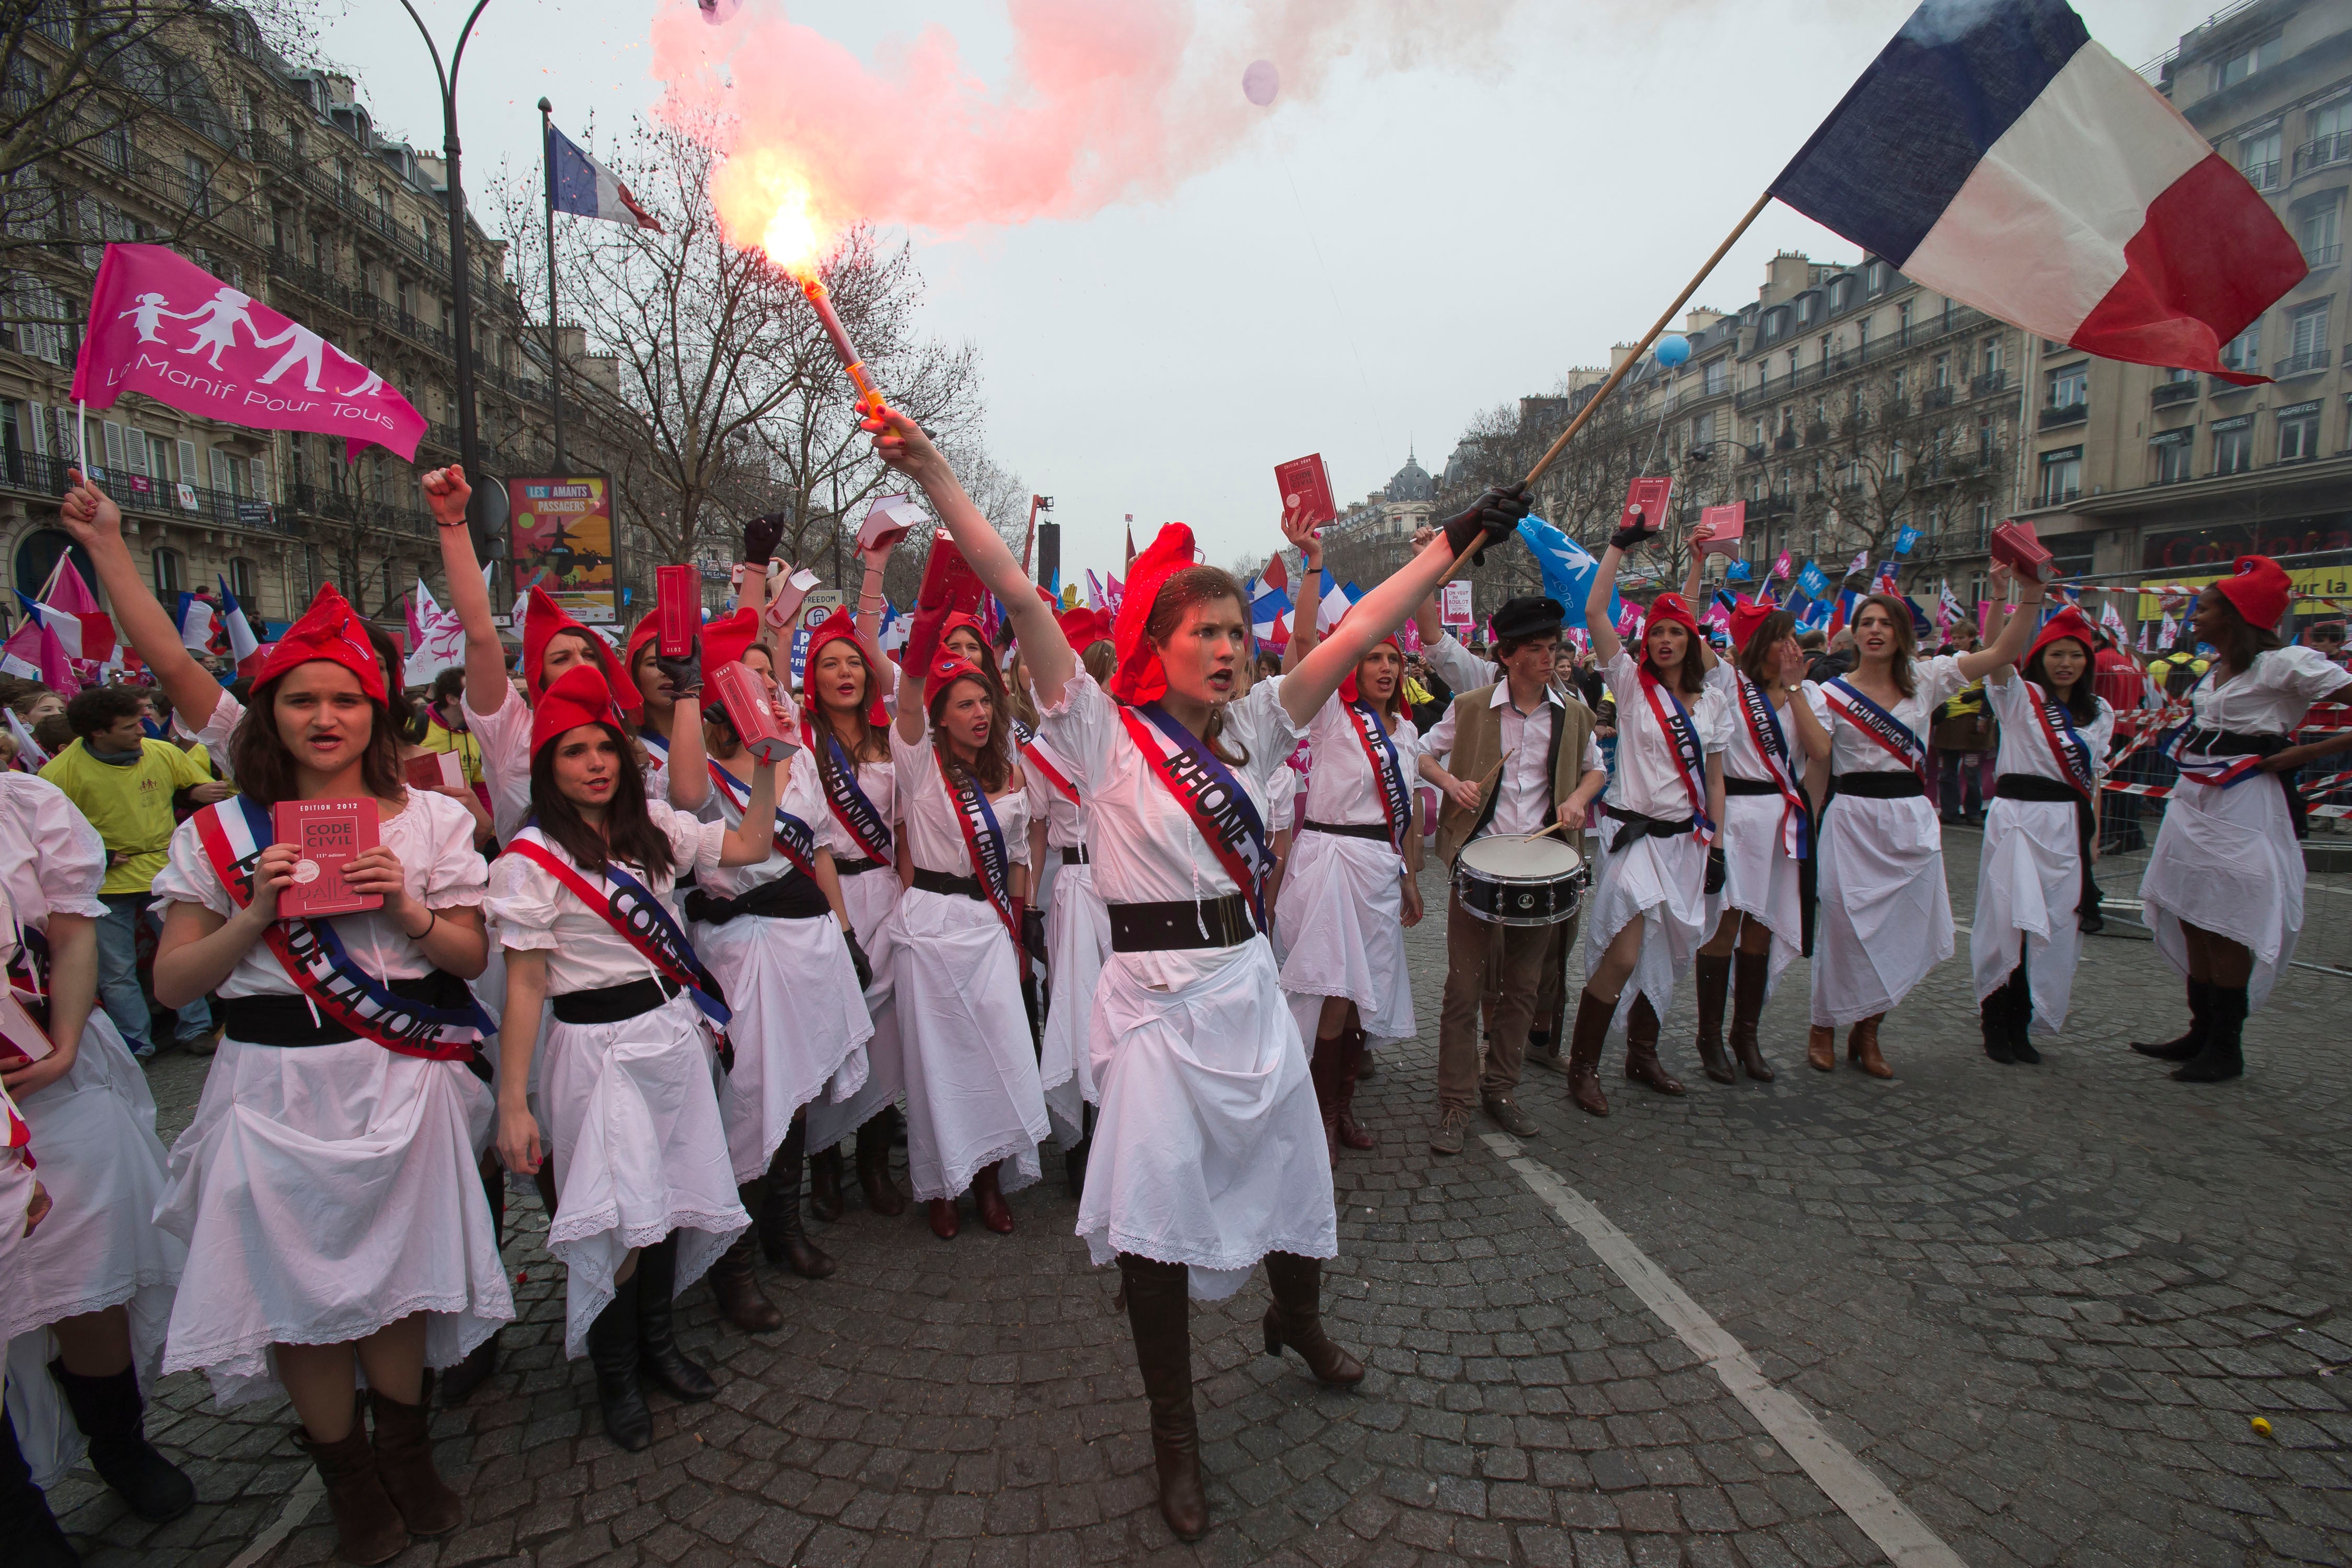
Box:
xmin=870 ymin=409 xmax=1074 ymax=707
xmin=852 ymin=538 xmax=906 ymax=712
xmin=1681 ymin=519 xmax=1713 ymax=605
xmin=1284 ymin=520 xmax=1501 ymax=727
xmin=421 ymin=466 xmax=513 ymax=717
xmin=1956 ymin=563 xmax=2044 ymax=684
xmin=1589 ymin=544 xmax=1629 ymax=666
xmin=716 ymin=752 xmax=783 ymax=866
xmin=1409 ymin=527 xmax=1448 ymax=647
xmin=57 ymin=474 xmax=229 ymax=733
xmin=1283 ymin=524 xmax=1322 ymax=674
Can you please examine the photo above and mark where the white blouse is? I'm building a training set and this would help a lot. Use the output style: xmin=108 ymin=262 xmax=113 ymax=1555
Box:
xmin=1704 ymin=664 xmax=1827 ymax=785
xmin=1022 ymin=731 xmax=1088 ymax=851
xmin=1988 ymin=676 xmax=2114 ymax=782
xmin=890 ymin=726 xmax=1031 ymax=879
xmin=465 ymin=687 xmax=537 ymax=848
xmin=1299 ymin=686 xmax=1424 ymax=838
xmin=485 ymin=799 xmax=725 ymax=996
xmin=151 ymin=791 xmax=489 ymax=999
xmin=1821 ymin=654 xmax=1968 ymax=775
xmin=2181 ymin=645 xmax=2348 ymax=752
xmin=1601 ymin=650 xmax=1732 ymax=817
xmin=805 ymin=744 xmax=898 ymax=866
xmin=695 ymin=753 xmax=832 ymax=899
xmin=0 ymin=773 xmax=110 ymax=932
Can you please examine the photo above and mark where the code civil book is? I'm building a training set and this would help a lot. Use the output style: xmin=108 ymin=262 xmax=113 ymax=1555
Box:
xmin=273 ymin=798 xmax=382 ymax=919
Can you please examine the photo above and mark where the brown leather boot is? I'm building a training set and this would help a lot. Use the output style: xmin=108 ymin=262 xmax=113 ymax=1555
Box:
xmin=1565 ymin=988 xmax=1614 ymax=1117
xmin=854 ymin=1115 xmax=907 ymax=1216
xmin=973 ymin=1160 xmax=1014 ymax=1234
xmin=367 ymin=1388 xmax=462 ymax=1537
xmin=1692 ymin=954 xmax=1735 ymax=1083
xmin=295 ymin=1416 xmax=409 ymax=1566
xmin=1847 ymin=1013 xmax=1892 ymax=1078
xmin=1622 ymin=996 xmax=1686 ymax=1096
xmin=1729 ymin=951 xmax=1774 ymax=1081
xmin=1334 ymin=1027 xmax=1375 ymax=1150
xmin=1261 ymin=1252 xmax=1365 ymax=1386
xmin=709 ymin=1220 xmax=782 ymax=1332
xmin=1806 ymin=1025 xmax=1836 ymax=1071
xmin=759 ymin=1124 xmax=836 ymax=1278
xmin=1118 ymin=1253 xmax=1208 ymax=1541
xmin=1307 ymin=1029 xmax=1345 ymax=1163
xmin=807 ymin=1143 xmax=846 ymax=1223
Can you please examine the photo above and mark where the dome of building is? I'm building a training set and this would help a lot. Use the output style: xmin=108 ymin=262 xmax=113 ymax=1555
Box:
xmin=1384 ymin=447 xmax=1433 ymax=503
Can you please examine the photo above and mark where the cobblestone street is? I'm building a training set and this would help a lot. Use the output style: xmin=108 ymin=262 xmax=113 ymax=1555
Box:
xmin=45 ymin=831 xmax=2352 ymax=1568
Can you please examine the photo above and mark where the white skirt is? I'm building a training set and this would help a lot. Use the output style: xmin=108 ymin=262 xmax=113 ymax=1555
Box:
xmin=1276 ymin=828 xmax=1415 ymax=1046
xmin=1080 ymin=939 xmax=1337 ymax=1300
xmin=694 ymin=912 xmax=873 ymax=1184
xmin=3 ymin=1017 xmax=186 ymax=1488
xmin=805 ymin=864 xmax=906 ymax=1151
xmin=1704 ymin=790 xmax=1807 ymax=999
xmin=541 ymin=989 xmax=747 ymax=1358
xmin=1588 ymin=822 xmax=1711 ymax=1035
xmin=2141 ymin=773 xmax=2304 ymax=1014
xmin=891 ymin=886 xmax=1050 ymax=1203
xmin=155 ymin=1036 xmax=513 ymax=1408
xmin=1969 ymin=797 xmax=2088 ymax=1033
xmin=1041 ymin=859 xmax=1110 ymax=1140
xmin=1811 ymin=792 xmax=1953 ymax=1027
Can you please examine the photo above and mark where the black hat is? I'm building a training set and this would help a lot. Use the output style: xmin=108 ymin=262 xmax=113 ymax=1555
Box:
xmin=1491 ymin=596 xmax=1565 ymax=643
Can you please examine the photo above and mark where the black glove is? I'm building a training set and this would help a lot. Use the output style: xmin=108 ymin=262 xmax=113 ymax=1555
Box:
xmin=1439 ymin=483 xmax=1532 ymax=566
xmin=1610 ymin=496 xmax=1662 ymax=552
xmin=1704 ymin=845 xmax=1727 ymax=896
xmin=743 ymin=512 xmax=783 ymax=567
xmin=842 ymin=925 xmax=873 ymax=992
xmin=1021 ymin=903 xmax=1048 ymax=964
xmin=656 ymin=635 xmax=702 ymax=698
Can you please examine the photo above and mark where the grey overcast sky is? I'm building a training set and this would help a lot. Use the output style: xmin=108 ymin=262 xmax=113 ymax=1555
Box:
xmin=322 ymin=0 xmax=2227 ymax=580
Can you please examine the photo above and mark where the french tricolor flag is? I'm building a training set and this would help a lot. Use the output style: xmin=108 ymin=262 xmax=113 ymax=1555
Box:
xmin=547 ymin=122 xmax=662 ymax=232
xmin=217 ymin=577 xmax=264 ymax=678
xmin=1771 ymin=0 xmax=2305 ymax=385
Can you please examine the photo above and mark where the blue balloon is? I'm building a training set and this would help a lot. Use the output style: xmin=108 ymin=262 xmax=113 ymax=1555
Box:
xmin=1653 ymin=334 xmax=1691 ymax=368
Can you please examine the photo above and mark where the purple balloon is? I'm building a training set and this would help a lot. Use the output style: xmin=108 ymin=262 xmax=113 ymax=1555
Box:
xmin=1242 ymin=60 xmax=1279 ymax=107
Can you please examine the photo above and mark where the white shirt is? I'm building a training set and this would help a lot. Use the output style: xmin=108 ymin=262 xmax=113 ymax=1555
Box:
xmin=1299 ymin=689 xmax=1423 ymax=844
xmin=485 ymin=798 xmax=725 ymax=995
xmin=153 ymin=791 xmax=489 ymax=999
xmin=1987 ymin=676 xmax=2114 ymax=782
xmin=695 ymin=752 xmax=832 ymax=898
xmin=0 ymin=773 xmax=110 ymax=932
xmin=1599 ymin=650 xmax=1731 ymax=818
xmin=806 ymin=746 xmax=899 ymax=865
xmin=1820 ymin=654 xmax=1968 ymax=775
xmin=178 ymin=690 xmax=244 ymax=776
xmin=1022 ymin=731 xmax=1088 ymax=851
xmin=466 ymin=687 xmax=536 ymax=847
xmin=1423 ymin=672 xmax=1605 ymax=838
xmin=2181 ymin=645 xmax=2348 ymax=753
xmin=890 ymin=725 xmax=1030 ymax=879
xmin=1705 ymin=663 xmax=1829 ymax=786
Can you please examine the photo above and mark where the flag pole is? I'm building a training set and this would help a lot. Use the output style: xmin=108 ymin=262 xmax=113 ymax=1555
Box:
xmin=539 ymin=98 xmax=566 ymax=474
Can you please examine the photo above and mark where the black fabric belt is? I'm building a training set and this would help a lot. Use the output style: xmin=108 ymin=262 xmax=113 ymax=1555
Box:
xmin=912 ymin=867 xmax=987 ymax=902
xmin=684 ymin=874 xmax=829 ymax=925
xmin=1059 ymin=845 xmax=1090 ymax=865
xmin=1303 ymin=819 xmax=1392 ymax=842
xmin=2174 ymin=727 xmax=2307 ymax=839
xmin=1722 ymin=776 xmax=1783 ymax=797
xmin=552 ymin=974 xmax=683 ymax=1025
xmin=1829 ymin=772 xmax=1926 ymax=799
xmin=1602 ymin=803 xmax=1696 ymax=855
xmin=1108 ymin=893 xmax=1257 ymax=952
xmin=216 ymin=970 xmax=473 ymax=1048
xmin=1993 ymin=775 xmax=2082 ymax=804
xmin=833 ymin=855 xmax=886 ymax=876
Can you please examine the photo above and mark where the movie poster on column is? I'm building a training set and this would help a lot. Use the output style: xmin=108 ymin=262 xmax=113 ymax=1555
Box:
xmin=511 ymin=476 xmax=617 ymax=623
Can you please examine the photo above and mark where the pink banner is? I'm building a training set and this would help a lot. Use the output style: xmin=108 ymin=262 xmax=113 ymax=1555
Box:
xmin=70 ymin=244 xmax=425 ymax=461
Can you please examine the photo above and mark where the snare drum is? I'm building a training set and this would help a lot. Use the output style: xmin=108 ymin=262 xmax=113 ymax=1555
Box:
xmin=1452 ymin=834 xmax=1586 ymax=926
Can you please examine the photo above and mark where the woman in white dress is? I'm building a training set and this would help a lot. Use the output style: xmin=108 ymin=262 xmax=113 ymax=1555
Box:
xmin=871 ymin=400 xmax=1527 ymax=1539
xmin=485 ymin=665 xmax=780 ymax=1452
xmin=1 ymin=1077 xmax=65 ymax=1568
xmin=1 ymin=774 xmax=191 ymax=1533
xmin=1569 ymin=535 xmax=1731 ymax=1115
xmin=1274 ymin=560 xmax=1427 ymax=1157
xmin=149 ymin=586 xmax=510 ymax=1566
xmin=889 ymin=637 xmax=1051 ymax=1241
xmin=1805 ymin=573 xmax=2044 ymax=1076
xmin=2131 ymin=556 xmax=2352 ymax=1081
xmin=1970 ymin=606 xmax=2115 ymax=1063
xmin=676 ymin=625 xmax=873 ymax=1322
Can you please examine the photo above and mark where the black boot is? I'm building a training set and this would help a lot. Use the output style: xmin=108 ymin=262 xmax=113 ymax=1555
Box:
xmin=587 ymin=1270 xmax=651 ymax=1452
xmin=2131 ymin=979 xmax=2210 ymax=1061
xmin=806 ymin=1143 xmax=847 ymax=1224
xmin=50 ymin=1362 xmax=195 ymax=1523
xmin=634 ymin=1234 xmax=719 ymax=1402
xmin=0 ymin=1405 xmax=78 ymax=1568
xmin=854 ymin=1115 xmax=908 ymax=1216
xmin=2173 ymin=984 xmax=2246 ymax=1083
xmin=1692 ymin=953 xmax=1735 ymax=1084
xmin=2004 ymin=962 xmax=2040 ymax=1065
xmin=1117 ymin=1253 xmax=1207 ymax=1541
xmin=1978 ymin=993 xmax=2016 ymax=1064
xmin=758 ymin=1123 xmax=836 ymax=1279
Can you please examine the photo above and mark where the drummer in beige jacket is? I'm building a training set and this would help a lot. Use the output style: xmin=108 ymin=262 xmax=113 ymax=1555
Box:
xmin=1417 ymin=595 xmax=1608 ymax=1155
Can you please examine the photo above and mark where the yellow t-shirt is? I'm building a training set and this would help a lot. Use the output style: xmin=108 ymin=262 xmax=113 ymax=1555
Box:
xmin=40 ymin=737 xmax=209 ymax=895
xmin=417 ymin=714 xmax=485 ymax=784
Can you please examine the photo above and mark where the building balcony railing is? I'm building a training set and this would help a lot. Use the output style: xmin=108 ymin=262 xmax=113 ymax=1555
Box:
xmin=2241 ymin=159 xmax=2280 ymax=191
xmin=2151 ymin=379 xmax=2201 ymax=408
xmin=2039 ymin=402 xmax=2089 ymax=430
xmin=1922 ymin=384 xmax=1956 ymax=410
xmin=2304 ymin=243 xmax=2343 ymax=270
xmin=1970 ymin=368 xmax=2008 ymax=396
xmin=2293 ymin=132 xmax=2352 ymax=177
xmin=1730 ymin=302 xmax=2000 ymax=410
xmin=0 ymin=449 xmax=297 ymax=535
xmin=2275 ymin=347 xmax=2331 ymax=378
xmin=283 ymin=483 xmax=441 ymax=540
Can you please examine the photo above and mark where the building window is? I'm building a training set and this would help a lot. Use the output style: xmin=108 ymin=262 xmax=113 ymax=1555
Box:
xmin=2309 ymin=98 xmax=2352 ymax=172
xmin=2277 ymin=400 xmax=2322 ymax=462
xmin=2297 ymin=198 xmax=2340 ymax=267
xmin=2239 ymin=126 xmax=2282 ymax=190
xmin=183 ymin=153 xmax=211 ymax=215
xmin=2046 ymin=364 xmax=2088 ymax=409
xmin=2220 ymin=317 xmax=2262 ymax=372
xmin=1897 ymin=300 xmax=1913 ymax=340
xmin=2212 ymin=416 xmax=2254 ymax=475
xmin=2039 ymin=447 xmax=2082 ymax=505
xmin=152 ymin=546 xmax=184 ymax=595
xmin=2215 ymin=34 xmax=2282 ymax=93
xmin=1864 ymin=260 xmax=1886 ymax=294
xmin=227 ymin=556 xmax=258 ymax=603
xmin=1830 ymin=278 xmax=1852 ymax=312
xmin=1979 ymin=335 xmax=2002 ymax=377
xmin=1797 ymin=294 xmax=1816 ymax=327
xmin=100 ymin=124 xmax=131 ymax=171
xmin=2284 ymin=301 xmax=2331 ymax=374
xmin=1703 ymin=359 xmax=1726 ymax=396
xmin=2152 ymin=430 xmax=2194 ymax=483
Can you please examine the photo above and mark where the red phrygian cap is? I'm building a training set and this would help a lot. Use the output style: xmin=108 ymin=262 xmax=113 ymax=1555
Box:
xmin=253 ymin=583 xmax=384 ymax=701
xmin=525 ymin=585 xmax=639 ymax=719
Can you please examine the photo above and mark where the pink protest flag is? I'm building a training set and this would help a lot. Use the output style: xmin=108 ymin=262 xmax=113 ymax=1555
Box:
xmin=1396 ymin=618 xmax=1423 ymax=655
xmin=0 ymin=619 xmax=79 ymax=696
xmin=70 ymin=244 xmax=426 ymax=462
xmin=1770 ymin=551 xmax=1792 ymax=580
xmin=37 ymin=555 xmax=116 ymax=664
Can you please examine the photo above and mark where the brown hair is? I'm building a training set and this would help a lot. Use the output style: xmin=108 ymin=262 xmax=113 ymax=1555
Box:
xmin=227 ymin=671 xmax=407 ymax=809
xmin=1082 ymin=640 xmax=1117 ymax=685
xmin=808 ymin=639 xmax=892 ymax=765
xmin=1639 ymin=623 xmax=1708 ymax=698
xmin=1144 ymin=566 xmax=1250 ymax=766
xmin=528 ymin=721 xmax=675 ymax=880
xmin=1737 ymin=610 xmax=1797 ymax=687
xmin=929 ymin=673 xmax=1013 ymax=794
xmin=1004 ymin=649 xmax=1041 ymax=732
xmin=1853 ymin=593 xmax=1920 ymax=698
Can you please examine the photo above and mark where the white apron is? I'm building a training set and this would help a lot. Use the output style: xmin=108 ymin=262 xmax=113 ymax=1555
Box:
xmin=1703 ymin=669 xmax=1826 ymax=1000
xmin=804 ymin=864 xmax=907 ymax=1151
xmin=696 ymin=914 xmax=872 ymax=1184
xmin=1041 ymin=858 xmax=1110 ymax=1135
xmin=890 ymin=886 xmax=1051 ymax=1202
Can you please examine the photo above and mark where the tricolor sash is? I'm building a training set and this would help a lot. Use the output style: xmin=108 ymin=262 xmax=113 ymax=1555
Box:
xmin=2025 ymin=685 xmax=2097 ymax=801
xmin=1638 ymin=670 xmax=1715 ymax=844
xmin=802 ymin=716 xmax=894 ymax=863
xmin=501 ymin=829 xmax=731 ymax=1029
xmin=639 ymin=729 xmax=669 ymax=770
xmin=1823 ymin=677 xmax=1929 ymax=781
xmin=933 ymin=747 xmax=1019 ymax=942
xmin=193 ymin=799 xmax=494 ymax=1061
xmin=1342 ymin=699 xmax=1412 ymax=856
xmin=1023 ymin=731 xmax=1081 ymax=806
xmin=1734 ymin=672 xmax=1809 ymax=858
xmin=705 ymin=761 xmax=819 ymax=879
xmin=1121 ymin=703 xmax=1275 ymax=933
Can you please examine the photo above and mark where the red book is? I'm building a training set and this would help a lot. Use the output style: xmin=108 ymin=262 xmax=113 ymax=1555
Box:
xmin=1990 ymin=520 xmax=2056 ymax=582
xmin=1274 ymin=454 xmax=1337 ymax=530
xmin=711 ymin=661 xmax=792 ymax=764
xmin=1621 ymin=476 xmax=1674 ymax=533
xmin=403 ymin=752 xmax=460 ymax=791
xmin=273 ymin=798 xmax=382 ymax=919
xmin=0 ymin=983 xmax=52 ymax=1070
xmin=655 ymin=564 xmax=700 ymax=658
xmin=904 ymin=537 xmax=987 ymax=675
xmin=1699 ymin=501 xmax=1746 ymax=554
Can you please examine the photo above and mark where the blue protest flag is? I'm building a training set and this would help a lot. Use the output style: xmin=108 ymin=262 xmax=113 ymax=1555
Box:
xmin=1795 ymin=559 xmax=1829 ymax=598
xmin=1726 ymin=559 xmax=1753 ymax=581
xmin=1515 ymin=516 xmax=1619 ymax=630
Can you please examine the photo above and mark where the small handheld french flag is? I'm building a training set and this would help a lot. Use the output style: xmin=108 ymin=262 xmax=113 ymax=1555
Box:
xmin=218 ymin=576 xmax=264 ymax=677
xmin=175 ymin=592 xmax=216 ymax=652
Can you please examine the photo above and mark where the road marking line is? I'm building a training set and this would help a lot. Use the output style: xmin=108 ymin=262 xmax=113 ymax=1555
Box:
xmin=1480 ymin=1132 xmax=1968 ymax=1568
xmin=225 ymin=1469 xmax=322 ymax=1568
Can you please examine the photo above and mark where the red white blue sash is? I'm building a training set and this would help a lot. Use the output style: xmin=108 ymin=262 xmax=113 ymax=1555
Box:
xmin=933 ymin=746 xmax=1019 ymax=942
xmin=705 ymin=761 xmax=818 ymax=879
xmin=1121 ymin=703 xmax=1275 ymax=932
xmin=801 ymin=716 xmax=894 ymax=862
xmin=194 ymin=799 xmax=494 ymax=1060
xmin=502 ymin=829 xmax=731 ymax=1029
xmin=1824 ymin=678 xmax=1929 ymax=781
xmin=2025 ymin=685 xmax=2096 ymax=801
xmin=1016 ymin=717 xmax=1080 ymax=805
xmin=1734 ymin=672 xmax=1808 ymax=858
xmin=1639 ymin=670 xmax=1715 ymax=844
xmin=1343 ymin=699 xmax=1412 ymax=856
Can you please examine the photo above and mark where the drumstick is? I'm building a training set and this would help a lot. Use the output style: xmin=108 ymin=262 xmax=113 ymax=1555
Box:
xmin=1473 ymin=748 xmax=1515 ymax=794
xmin=1524 ymin=816 xmax=1573 ymax=844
